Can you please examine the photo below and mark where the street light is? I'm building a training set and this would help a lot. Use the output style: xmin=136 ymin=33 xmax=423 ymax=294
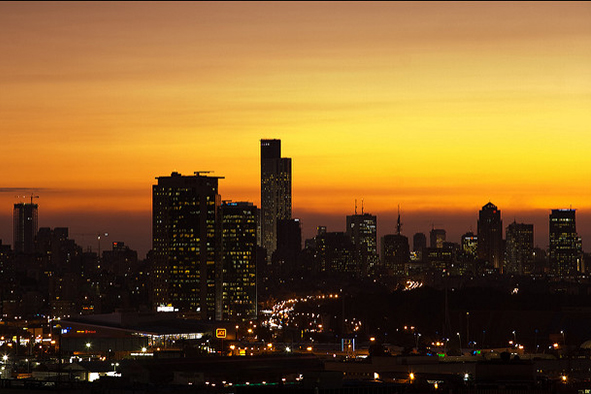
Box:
xmin=457 ymin=332 xmax=462 ymax=349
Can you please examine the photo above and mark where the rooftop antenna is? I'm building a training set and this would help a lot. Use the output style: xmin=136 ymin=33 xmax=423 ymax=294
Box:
xmin=355 ymin=199 xmax=357 ymax=215
xmin=396 ymin=205 xmax=402 ymax=235
xmin=361 ymin=199 xmax=364 ymax=215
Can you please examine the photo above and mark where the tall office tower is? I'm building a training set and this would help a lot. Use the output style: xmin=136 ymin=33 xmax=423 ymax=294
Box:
xmin=152 ymin=172 xmax=223 ymax=320
xmin=477 ymin=202 xmax=503 ymax=272
xmin=260 ymin=139 xmax=292 ymax=261
xmin=346 ymin=212 xmax=378 ymax=276
xmin=221 ymin=202 xmax=257 ymax=321
xmin=549 ymin=209 xmax=582 ymax=278
xmin=13 ymin=202 xmax=38 ymax=254
xmin=429 ymin=228 xmax=446 ymax=249
xmin=505 ymin=221 xmax=534 ymax=275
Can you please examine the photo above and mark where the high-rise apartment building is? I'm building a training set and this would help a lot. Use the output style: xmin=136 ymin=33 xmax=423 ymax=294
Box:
xmin=260 ymin=139 xmax=292 ymax=261
xmin=221 ymin=201 xmax=257 ymax=321
xmin=152 ymin=172 xmax=222 ymax=320
xmin=13 ymin=202 xmax=38 ymax=254
xmin=505 ymin=222 xmax=534 ymax=275
xmin=477 ymin=202 xmax=503 ymax=272
xmin=346 ymin=212 xmax=378 ymax=276
xmin=549 ymin=209 xmax=582 ymax=278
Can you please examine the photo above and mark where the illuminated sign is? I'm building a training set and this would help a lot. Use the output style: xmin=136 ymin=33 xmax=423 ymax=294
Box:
xmin=216 ymin=328 xmax=227 ymax=339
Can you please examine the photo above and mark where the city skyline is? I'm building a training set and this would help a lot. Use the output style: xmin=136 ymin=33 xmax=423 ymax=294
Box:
xmin=1 ymin=2 xmax=591 ymax=256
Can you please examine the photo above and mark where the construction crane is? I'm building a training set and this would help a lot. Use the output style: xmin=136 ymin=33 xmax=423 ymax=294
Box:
xmin=15 ymin=193 xmax=39 ymax=204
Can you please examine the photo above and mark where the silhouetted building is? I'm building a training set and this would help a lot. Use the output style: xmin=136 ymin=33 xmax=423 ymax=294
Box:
xmin=477 ymin=202 xmax=503 ymax=272
xmin=102 ymin=241 xmax=138 ymax=276
xmin=315 ymin=229 xmax=355 ymax=275
xmin=13 ymin=202 xmax=38 ymax=254
xmin=273 ymin=218 xmax=302 ymax=277
xmin=221 ymin=201 xmax=257 ymax=321
xmin=413 ymin=232 xmax=427 ymax=262
xmin=0 ymin=240 xmax=12 ymax=278
xmin=549 ymin=209 xmax=582 ymax=278
xmin=346 ymin=212 xmax=378 ymax=276
xmin=260 ymin=139 xmax=292 ymax=261
xmin=430 ymin=228 xmax=446 ymax=249
xmin=505 ymin=222 xmax=534 ymax=275
xmin=152 ymin=172 xmax=223 ymax=319
xmin=381 ymin=234 xmax=409 ymax=275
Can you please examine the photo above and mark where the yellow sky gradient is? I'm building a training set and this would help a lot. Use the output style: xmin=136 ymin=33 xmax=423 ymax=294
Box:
xmin=1 ymin=2 xmax=591 ymax=254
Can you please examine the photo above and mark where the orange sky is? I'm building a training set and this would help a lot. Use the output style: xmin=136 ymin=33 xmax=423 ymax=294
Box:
xmin=1 ymin=2 xmax=590 ymax=256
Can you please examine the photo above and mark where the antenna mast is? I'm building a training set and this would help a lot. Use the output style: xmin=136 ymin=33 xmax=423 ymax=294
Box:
xmin=396 ymin=205 xmax=402 ymax=235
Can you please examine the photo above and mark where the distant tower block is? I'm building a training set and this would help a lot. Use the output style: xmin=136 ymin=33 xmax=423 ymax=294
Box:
xmin=13 ymin=197 xmax=39 ymax=254
xmin=260 ymin=139 xmax=292 ymax=261
xmin=477 ymin=202 xmax=503 ymax=272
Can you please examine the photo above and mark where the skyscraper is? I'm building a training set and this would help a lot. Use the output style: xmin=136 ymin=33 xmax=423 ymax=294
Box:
xmin=13 ymin=202 xmax=38 ymax=254
xmin=152 ymin=172 xmax=223 ymax=319
xmin=260 ymin=139 xmax=292 ymax=261
xmin=505 ymin=222 xmax=534 ymax=275
xmin=477 ymin=202 xmax=503 ymax=272
xmin=221 ymin=201 xmax=257 ymax=321
xmin=549 ymin=209 xmax=582 ymax=278
xmin=346 ymin=211 xmax=378 ymax=276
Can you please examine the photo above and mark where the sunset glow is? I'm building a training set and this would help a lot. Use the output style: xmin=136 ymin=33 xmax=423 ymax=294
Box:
xmin=1 ymin=2 xmax=590 ymax=255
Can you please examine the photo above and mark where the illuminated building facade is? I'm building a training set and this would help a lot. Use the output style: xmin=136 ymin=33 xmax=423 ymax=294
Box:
xmin=477 ymin=202 xmax=503 ymax=272
xmin=430 ymin=228 xmax=446 ymax=249
xmin=346 ymin=212 xmax=378 ymax=276
xmin=461 ymin=232 xmax=478 ymax=258
xmin=152 ymin=172 xmax=222 ymax=320
xmin=260 ymin=139 xmax=292 ymax=261
xmin=13 ymin=202 xmax=38 ymax=254
xmin=549 ymin=209 xmax=582 ymax=278
xmin=221 ymin=201 xmax=257 ymax=321
xmin=505 ymin=222 xmax=534 ymax=275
